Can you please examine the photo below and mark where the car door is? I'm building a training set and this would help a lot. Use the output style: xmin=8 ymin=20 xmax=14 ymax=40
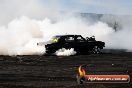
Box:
xmin=75 ymin=36 xmax=87 ymax=52
xmin=64 ymin=36 xmax=76 ymax=49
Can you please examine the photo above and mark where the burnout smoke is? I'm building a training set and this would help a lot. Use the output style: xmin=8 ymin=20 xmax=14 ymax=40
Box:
xmin=0 ymin=16 xmax=45 ymax=55
xmin=0 ymin=15 xmax=132 ymax=55
xmin=55 ymin=48 xmax=77 ymax=56
xmin=0 ymin=0 xmax=132 ymax=55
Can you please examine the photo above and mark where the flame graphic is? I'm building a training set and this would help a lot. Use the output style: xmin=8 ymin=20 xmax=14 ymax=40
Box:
xmin=78 ymin=65 xmax=86 ymax=76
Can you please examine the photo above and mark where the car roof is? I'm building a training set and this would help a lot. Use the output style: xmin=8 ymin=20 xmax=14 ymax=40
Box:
xmin=54 ymin=35 xmax=81 ymax=37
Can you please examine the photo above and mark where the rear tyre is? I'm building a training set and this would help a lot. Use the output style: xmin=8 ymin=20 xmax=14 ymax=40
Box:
xmin=92 ymin=46 xmax=101 ymax=54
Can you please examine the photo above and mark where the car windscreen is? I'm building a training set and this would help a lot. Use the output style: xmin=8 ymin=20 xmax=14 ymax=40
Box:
xmin=50 ymin=36 xmax=60 ymax=43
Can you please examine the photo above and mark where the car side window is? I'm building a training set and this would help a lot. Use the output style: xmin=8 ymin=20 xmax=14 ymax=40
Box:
xmin=76 ymin=36 xmax=84 ymax=42
xmin=65 ymin=36 xmax=74 ymax=42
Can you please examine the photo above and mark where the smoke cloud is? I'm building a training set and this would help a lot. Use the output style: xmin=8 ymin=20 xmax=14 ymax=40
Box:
xmin=0 ymin=0 xmax=62 ymax=25
xmin=0 ymin=0 xmax=132 ymax=55
xmin=55 ymin=48 xmax=76 ymax=56
xmin=0 ymin=16 xmax=45 ymax=55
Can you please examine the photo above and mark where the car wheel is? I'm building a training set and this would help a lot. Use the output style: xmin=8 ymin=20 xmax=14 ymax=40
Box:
xmin=92 ymin=46 xmax=101 ymax=54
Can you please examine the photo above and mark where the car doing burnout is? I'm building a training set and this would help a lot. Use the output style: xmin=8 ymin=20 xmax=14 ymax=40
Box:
xmin=44 ymin=35 xmax=105 ymax=54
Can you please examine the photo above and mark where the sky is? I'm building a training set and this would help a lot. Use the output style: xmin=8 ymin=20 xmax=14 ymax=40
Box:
xmin=40 ymin=0 xmax=132 ymax=15
xmin=0 ymin=0 xmax=132 ymax=25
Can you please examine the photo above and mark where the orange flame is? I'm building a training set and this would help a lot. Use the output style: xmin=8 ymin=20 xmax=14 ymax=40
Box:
xmin=78 ymin=65 xmax=86 ymax=76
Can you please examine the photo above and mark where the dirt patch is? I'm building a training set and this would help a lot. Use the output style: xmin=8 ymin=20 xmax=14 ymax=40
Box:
xmin=0 ymin=53 xmax=131 ymax=88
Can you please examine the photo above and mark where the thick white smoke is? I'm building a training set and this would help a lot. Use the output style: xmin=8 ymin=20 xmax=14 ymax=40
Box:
xmin=105 ymin=29 xmax=132 ymax=50
xmin=1 ymin=15 xmax=132 ymax=55
xmin=100 ymin=15 xmax=132 ymax=50
xmin=0 ymin=16 xmax=45 ymax=55
xmin=55 ymin=48 xmax=76 ymax=56
xmin=0 ymin=0 xmax=132 ymax=56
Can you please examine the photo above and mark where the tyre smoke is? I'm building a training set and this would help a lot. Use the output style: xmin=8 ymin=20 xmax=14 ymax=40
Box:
xmin=1 ymin=15 xmax=132 ymax=55
xmin=55 ymin=48 xmax=76 ymax=56
xmin=0 ymin=0 xmax=132 ymax=56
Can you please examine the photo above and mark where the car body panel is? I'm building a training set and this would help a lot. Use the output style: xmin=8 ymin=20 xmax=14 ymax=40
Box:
xmin=45 ymin=35 xmax=105 ymax=54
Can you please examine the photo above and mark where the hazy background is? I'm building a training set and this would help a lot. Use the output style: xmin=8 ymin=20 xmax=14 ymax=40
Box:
xmin=0 ymin=0 xmax=132 ymax=55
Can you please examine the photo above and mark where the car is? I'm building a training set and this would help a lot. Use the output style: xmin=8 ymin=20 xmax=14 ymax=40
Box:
xmin=44 ymin=35 xmax=105 ymax=54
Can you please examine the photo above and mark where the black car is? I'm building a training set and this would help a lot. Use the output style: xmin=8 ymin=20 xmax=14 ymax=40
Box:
xmin=44 ymin=35 xmax=105 ymax=54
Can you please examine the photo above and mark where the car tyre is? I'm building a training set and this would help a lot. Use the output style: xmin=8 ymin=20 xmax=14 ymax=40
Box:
xmin=92 ymin=46 xmax=101 ymax=54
